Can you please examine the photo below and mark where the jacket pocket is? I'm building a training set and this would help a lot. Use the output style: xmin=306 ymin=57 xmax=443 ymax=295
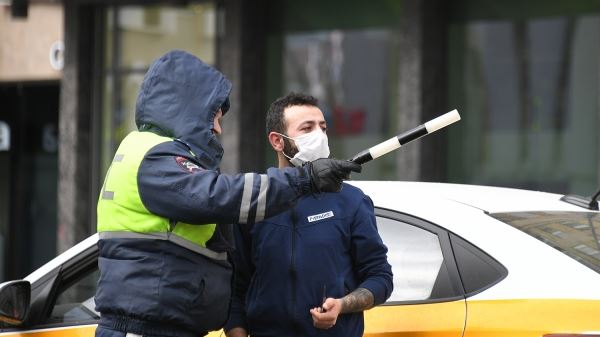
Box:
xmin=187 ymin=259 xmax=233 ymax=332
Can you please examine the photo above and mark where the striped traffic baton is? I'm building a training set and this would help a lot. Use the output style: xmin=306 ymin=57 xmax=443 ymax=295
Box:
xmin=350 ymin=109 xmax=461 ymax=164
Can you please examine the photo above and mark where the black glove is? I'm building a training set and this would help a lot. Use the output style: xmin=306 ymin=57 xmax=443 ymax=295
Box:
xmin=305 ymin=158 xmax=362 ymax=193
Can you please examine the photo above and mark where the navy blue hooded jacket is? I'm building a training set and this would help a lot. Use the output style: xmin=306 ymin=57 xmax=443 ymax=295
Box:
xmin=94 ymin=50 xmax=315 ymax=337
xmin=225 ymin=183 xmax=393 ymax=337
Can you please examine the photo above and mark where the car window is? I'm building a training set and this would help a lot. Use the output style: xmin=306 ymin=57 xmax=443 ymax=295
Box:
xmin=48 ymin=267 xmax=100 ymax=324
xmin=491 ymin=211 xmax=600 ymax=274
xmin=376 ymin=216 xmax=462 ymax=302
xmin=449 ymin=233 xmax=507 ymax=296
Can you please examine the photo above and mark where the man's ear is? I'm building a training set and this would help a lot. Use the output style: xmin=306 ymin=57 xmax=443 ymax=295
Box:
xmin=268 ymin=132 xmax=284 ymax=152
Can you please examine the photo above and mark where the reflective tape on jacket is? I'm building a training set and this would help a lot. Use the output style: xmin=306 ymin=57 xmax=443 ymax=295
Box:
xmin=97 ymin=131 xmax=221 ymax=260
xmin=98 ymin=231 xmax=227 ymax=260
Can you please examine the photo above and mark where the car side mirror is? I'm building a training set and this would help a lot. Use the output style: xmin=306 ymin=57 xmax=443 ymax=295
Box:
xmin=0 ymin=280 xmax=30 ymax=326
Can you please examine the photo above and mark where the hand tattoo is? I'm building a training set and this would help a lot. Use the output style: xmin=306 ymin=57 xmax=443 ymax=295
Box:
xmin=340 ymin=287 xmax=374 ymax=313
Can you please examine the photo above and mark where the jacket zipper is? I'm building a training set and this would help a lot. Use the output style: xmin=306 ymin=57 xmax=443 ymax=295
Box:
xmin=290 ymin=206 xmax=299 ymax=337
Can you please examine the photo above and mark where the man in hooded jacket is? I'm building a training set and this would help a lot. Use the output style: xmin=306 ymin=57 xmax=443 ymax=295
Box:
xmin=94 ymin=50 xmax=361 ymax=337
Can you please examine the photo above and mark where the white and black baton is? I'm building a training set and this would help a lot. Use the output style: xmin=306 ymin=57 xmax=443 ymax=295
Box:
xmin=350 ymin=109 xmax=461 ymax=164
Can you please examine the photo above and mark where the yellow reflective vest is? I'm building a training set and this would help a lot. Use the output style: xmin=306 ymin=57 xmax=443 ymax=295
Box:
xmin=97 ymin=131 xmax=223 ymax=260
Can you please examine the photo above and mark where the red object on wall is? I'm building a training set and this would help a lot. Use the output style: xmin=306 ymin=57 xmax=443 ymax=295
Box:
xmin=333 ymin=105 xmax=365 ymax=135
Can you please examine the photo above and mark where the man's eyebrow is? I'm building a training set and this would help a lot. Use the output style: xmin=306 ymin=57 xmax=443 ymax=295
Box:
xmin=297 ymin=120 xmax=327 ymax=128
xmin=297 ymin=120 xmax=317 ymax=129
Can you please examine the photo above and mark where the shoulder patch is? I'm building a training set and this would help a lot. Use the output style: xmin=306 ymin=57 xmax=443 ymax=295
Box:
xmin=175 ymin=156 xmax=204 ymax=173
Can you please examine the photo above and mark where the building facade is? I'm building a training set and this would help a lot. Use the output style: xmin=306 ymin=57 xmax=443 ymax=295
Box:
xmin=0 ymin=1 xmax=63 ymax=280
xmin=3 ymin=0 xmax=600 ymax=280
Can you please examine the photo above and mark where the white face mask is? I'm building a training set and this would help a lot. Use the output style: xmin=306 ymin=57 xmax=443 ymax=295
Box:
xmin=278 ymin=129 xmax=330 ymax=167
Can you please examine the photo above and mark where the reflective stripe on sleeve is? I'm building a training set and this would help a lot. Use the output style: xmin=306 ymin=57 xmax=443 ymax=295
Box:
xmin=255 ymin=174 xmax=269 ymax=222
xmin=238 ymin=173 xmax=255 ymax=224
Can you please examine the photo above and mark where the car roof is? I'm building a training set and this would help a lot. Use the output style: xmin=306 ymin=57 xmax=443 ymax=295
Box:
xmin=349 ymin=180 xmax=590 ymax=213
xmin=27 ymin=181 xmax=586 ymax=284
xmin=350 ymin=181 xmax=600 ymax=299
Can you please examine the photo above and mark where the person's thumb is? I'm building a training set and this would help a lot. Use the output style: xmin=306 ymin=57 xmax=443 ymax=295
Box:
xmin=323 ymin=298 xmax=337 ymax=311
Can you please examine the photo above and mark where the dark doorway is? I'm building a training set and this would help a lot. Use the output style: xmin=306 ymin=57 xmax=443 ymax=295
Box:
xmin=0 ymin=82 xmax=60 ymax=281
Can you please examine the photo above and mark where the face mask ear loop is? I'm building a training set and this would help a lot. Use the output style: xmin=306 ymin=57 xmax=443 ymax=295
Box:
xmin=282 ymin=151 xmax=294 ymax=162
xmin=276 ymin=132 xmax=299 ymax=165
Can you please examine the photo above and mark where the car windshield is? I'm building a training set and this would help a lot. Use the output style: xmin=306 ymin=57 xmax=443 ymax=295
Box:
xmin=491 ymin=211 xmax=600 ymax=274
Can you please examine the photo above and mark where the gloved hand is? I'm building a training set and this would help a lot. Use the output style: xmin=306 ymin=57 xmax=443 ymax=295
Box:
xmin=305 ymin=158 xmax=362 ymax=193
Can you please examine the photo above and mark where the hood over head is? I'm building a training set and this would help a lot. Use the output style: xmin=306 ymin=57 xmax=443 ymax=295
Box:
xmin=135 ymin=50 xmax=232 ymax=169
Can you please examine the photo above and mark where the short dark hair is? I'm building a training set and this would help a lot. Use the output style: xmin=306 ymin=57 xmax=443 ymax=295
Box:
xmin=266 ymin=92 xmax=319 ymax=135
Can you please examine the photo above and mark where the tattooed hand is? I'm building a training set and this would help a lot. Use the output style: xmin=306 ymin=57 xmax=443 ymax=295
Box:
xmin=340 ymin=287 xmax=375 ymax=313
xmin=310 ymin=298 xmax=342 ymax=329
xmin=309 ymin=288 xmax=375 ymax=329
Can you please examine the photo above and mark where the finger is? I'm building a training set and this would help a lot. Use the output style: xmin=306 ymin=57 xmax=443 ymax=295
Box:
xmin=310 ymin=308 xmax=328 ymax=321
xmin=341 ymin=160 xmax=362 ymax=173
xmin=310 ymin=310 xmax=330 ymax=322
xmin=310 ymin=308 xmax=320 ymax=317
xmin=314 ymin=318 xmax=335 ymax=330
xmin=316 ymin=315 xmax=335 ymax=324
xmin=340 ymin=171 xmax=351 ymax=180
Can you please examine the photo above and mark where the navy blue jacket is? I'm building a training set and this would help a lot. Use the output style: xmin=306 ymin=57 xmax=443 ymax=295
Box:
xmin=225 ymin=183 xmax=393 ymax=337
xmin=95 ymin=50 xmax=314 ymax=337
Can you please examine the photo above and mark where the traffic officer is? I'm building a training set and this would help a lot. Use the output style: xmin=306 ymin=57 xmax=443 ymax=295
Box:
xmin=94 ymin=50 xmax=361 ymax=337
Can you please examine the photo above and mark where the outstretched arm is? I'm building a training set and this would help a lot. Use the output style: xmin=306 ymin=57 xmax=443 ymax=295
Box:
xmin=136 ymin=143 xmax=360 ymax=225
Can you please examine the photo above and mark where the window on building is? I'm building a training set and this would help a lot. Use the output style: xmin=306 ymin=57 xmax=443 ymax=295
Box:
xmin=0 ymin=84 xmax=59 ymax=280
xmin=101 ymin=3 xmax=216 ymax=178
xmin=448 ymin=1 xmax=600 ymax=195
xmin=267 ymin=0 xmax=403 ymax=180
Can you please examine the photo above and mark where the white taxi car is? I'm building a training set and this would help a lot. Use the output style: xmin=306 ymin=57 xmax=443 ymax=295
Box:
xmin=0 ymin=181 xmax=599 ymax=336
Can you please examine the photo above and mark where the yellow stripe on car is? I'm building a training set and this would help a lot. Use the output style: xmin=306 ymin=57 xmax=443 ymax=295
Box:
xmin=363 ymin=299 xmax=600 ymax=337
xmin=0 ymin=325 xmax=97 ymax=336
xmin=364 ymin=300 xmax=466 ymax=337
xmin=464 ymin=299 xmax=600 ymax=336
